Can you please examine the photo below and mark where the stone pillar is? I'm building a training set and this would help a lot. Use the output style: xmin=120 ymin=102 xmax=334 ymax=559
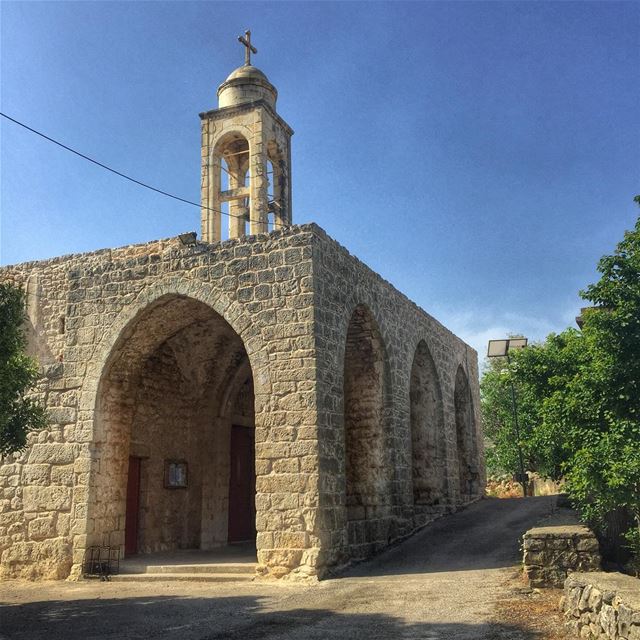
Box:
xmin=271 ymin=162 xmax=285 ymax=230
xmin=202 ymin=152 xmax=221 ymax=244
xmin=228 ymin=202 xmax=246 ymax=238
xmin=249 ymin=124 xmax=268 ymax=235
xmin=286 ymin=143 xmax=293 ymax=225
xmin=201 ymin=122 xmax=221 ymax=244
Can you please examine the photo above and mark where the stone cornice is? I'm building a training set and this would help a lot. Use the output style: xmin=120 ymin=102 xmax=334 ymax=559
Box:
xmin=199 ymin=100 xmax=294 ymax=137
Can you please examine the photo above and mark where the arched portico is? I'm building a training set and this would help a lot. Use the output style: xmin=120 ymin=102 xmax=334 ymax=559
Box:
xmin=86 ymin=293 xmax=258 ymax=558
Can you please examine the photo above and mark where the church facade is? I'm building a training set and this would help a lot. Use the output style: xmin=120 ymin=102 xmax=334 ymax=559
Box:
xmin=0 ymin=38 xmax=484 ymax=581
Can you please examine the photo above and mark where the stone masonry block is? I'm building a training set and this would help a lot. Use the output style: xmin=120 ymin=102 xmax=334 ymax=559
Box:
xmin=28 ymin=444 xmax=76 ymax=465
xmin=23 ymin=486 xmax=71 ymax=513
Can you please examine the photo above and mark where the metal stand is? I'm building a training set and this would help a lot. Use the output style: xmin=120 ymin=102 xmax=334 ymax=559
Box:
xmin=83 ymin=546 xmax=120 ymax=581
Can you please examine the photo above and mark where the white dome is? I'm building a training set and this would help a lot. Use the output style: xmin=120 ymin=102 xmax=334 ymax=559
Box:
xmin=217 ymin=65 xmax=277 ymax=109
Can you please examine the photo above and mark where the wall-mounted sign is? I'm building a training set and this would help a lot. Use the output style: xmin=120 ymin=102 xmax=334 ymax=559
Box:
xmin=164 ymin=460 xmax=188 ymax=489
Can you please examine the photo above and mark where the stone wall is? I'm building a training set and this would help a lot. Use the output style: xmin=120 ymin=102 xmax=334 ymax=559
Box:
xmin=0 ymin=227 xmax=320 ymax=580
xmin=133 ymin=342 xmax=204 ymax=552
xmin=0 ymin=223 xmax=483 ymax=581
xmin=311 ymin=226 xmax=484 ymax=571
xmin=562 ymin=572 xmax=640 ymax=639
xmin=523 ymin=522 xmax=601 ymax=588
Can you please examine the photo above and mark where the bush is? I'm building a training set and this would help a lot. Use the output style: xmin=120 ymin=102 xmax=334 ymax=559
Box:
xmin=0 ymin=282 xmax=47 ymax=456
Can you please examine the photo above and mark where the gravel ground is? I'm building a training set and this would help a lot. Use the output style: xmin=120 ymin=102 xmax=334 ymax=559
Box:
xmin=0 ymin=496 xmax=568 ymax=640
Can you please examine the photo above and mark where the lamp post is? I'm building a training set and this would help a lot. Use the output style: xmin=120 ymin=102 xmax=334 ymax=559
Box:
xmin=487 ymin=337 xmax=529 ymax=498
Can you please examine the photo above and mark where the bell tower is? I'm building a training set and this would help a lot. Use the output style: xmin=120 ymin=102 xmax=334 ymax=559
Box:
xmin=200 ymin=31 xmax=293 ymax=243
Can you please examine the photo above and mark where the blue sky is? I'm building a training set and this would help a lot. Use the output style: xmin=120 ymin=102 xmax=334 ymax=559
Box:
xmin=1 ymin=1 xmax=638 ymax=356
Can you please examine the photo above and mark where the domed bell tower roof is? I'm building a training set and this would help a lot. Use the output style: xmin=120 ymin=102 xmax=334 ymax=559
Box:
xmin=217 ymin=64 xmax=277 ymax=109
xmin=200 ymin=30 xmax=293 ymax=244
xmin=217 ymin=30 xmax=277 ymax=109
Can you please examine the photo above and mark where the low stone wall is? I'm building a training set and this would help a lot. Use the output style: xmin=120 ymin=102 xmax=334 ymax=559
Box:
xmin=562 ymin=572 xmax=640 ymax=639
xmin=523 ymin=522 xmax=601 ymax=587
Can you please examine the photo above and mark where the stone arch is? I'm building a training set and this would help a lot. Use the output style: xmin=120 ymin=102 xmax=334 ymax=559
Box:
xmin=454 ymin=365 xmax=479 ymax=500
xmin=79 ymin=278 xmax=267 ymax=409
xmin=210 ymin=130 xmax=251 ymax=240
xmin=343 ymin=303 xmax=393 ymax=559
xmin=86 ymin=293 xmax=258 ymax=556
xmin=71 ymin=280 xmax=269 ymax=574
xmin=409 ymin=339 xmax=447 ymax=511
xmin=334 ymin=293 xmax=397 ymax=394
xmin=214 ymin=131 xmax=251 ymax=185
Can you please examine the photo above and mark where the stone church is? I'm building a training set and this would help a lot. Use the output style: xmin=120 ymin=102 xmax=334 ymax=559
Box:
xmin=0 ymin=34 xmax=484 ymax=581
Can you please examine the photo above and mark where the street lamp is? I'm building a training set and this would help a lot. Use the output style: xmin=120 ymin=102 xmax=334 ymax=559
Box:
xmin=487 ymin=337 xmax=529 ymax=498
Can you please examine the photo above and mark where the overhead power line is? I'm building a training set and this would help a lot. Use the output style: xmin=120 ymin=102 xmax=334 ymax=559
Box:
xmin=0 ymin=111 xmax=272 ymax=226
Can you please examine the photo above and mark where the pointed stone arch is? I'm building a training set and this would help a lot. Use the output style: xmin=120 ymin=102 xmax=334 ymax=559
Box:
xmin=409 ymin=340 xmax=447 ymax=516
xmin=343 ymin=303 xmax=393 ymax=559
xmin=66 ymin=277 xmax=273 ymax=578
xmin=454 ymin=365 xmax=479 ymax=499
xmin=84 ymin=293 xmax=258 ymax=557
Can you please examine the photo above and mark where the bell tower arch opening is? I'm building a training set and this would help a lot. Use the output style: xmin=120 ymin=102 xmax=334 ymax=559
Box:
xmin=213 ymin=132 xmax=250 ymax=241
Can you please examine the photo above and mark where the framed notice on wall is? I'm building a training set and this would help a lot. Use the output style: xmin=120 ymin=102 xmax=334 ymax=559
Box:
xmin=164 ymin=460 xmax=188 ymax=489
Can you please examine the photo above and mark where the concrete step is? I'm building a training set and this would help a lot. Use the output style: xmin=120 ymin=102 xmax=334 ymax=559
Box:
xmin=110 ymin=571 xmax=254 ymax=583
xmin=121 ymin=562 xmax=257 ymax=575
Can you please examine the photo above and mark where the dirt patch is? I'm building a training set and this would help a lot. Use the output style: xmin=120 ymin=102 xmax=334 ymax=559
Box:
xmin=486 ymin=476 xmax=524 ymax=498
xmin=493 ymin=570 xmax=569 ymax=639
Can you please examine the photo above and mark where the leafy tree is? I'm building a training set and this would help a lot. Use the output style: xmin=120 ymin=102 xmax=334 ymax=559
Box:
xmin=568 ymin=208 xmax=640 ymax=567
xmin=481 ymin=329 xmax=588 ymax=480
xmin=481 ymin=198 xmax=640 ymax=568
xmin=0 ymin=282 xmax=47 ymax=456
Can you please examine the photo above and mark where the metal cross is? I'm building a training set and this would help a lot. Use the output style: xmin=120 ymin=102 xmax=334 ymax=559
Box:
xmin=238 ymin=30 xmax=257 ymax=66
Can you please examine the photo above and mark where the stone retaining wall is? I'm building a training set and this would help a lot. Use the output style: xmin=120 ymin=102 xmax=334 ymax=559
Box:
xmin=562 ymin=572 xmax=640 ymax=639
xmin=523 ymin=522 xmax=601 ymax=587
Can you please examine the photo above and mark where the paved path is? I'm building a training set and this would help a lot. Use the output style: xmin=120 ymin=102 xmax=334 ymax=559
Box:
xmin=0 ymin=497 xmax=556 ymax=640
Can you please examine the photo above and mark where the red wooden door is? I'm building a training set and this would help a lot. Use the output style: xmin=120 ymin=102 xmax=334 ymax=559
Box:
xmin=125 ymin=456 xmax=141 ymax=556
xmin=228 ymin=426 xmax=256 ymax=542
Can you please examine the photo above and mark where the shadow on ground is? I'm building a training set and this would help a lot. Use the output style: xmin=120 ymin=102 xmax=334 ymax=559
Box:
xmin=1 ymin=498 xmax=559 ymax=639
xmin=1 ymin=594 xmax=545 ymax=640
xmin=342 ymin=496 xmax=556 ymax=577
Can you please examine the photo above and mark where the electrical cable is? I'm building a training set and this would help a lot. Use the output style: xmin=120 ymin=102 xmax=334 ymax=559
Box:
xmin=0 ymin=111 xmax=281 ymax=228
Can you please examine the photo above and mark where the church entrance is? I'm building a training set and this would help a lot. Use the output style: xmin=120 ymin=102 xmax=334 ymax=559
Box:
xmin=228 ymin=425 xmax=256 ymax=542
xmin=90 ymin=295 xmax=257 ymax=559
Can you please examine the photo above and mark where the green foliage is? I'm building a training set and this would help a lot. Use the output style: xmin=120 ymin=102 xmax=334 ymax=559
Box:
xmin=481 ymin=329 xmax=588 ymax=479
xmin=0 ymin=282 xmax=47 ymax=456
xmin=571 ymin=210 xmax=640 ymax=564
xmin=481 ymin=198 xmax=640 ymax=567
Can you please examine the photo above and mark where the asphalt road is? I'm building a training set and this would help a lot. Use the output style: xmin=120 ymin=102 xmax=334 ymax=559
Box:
xmin=0 ymin=496 xmax=557 ymax=640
